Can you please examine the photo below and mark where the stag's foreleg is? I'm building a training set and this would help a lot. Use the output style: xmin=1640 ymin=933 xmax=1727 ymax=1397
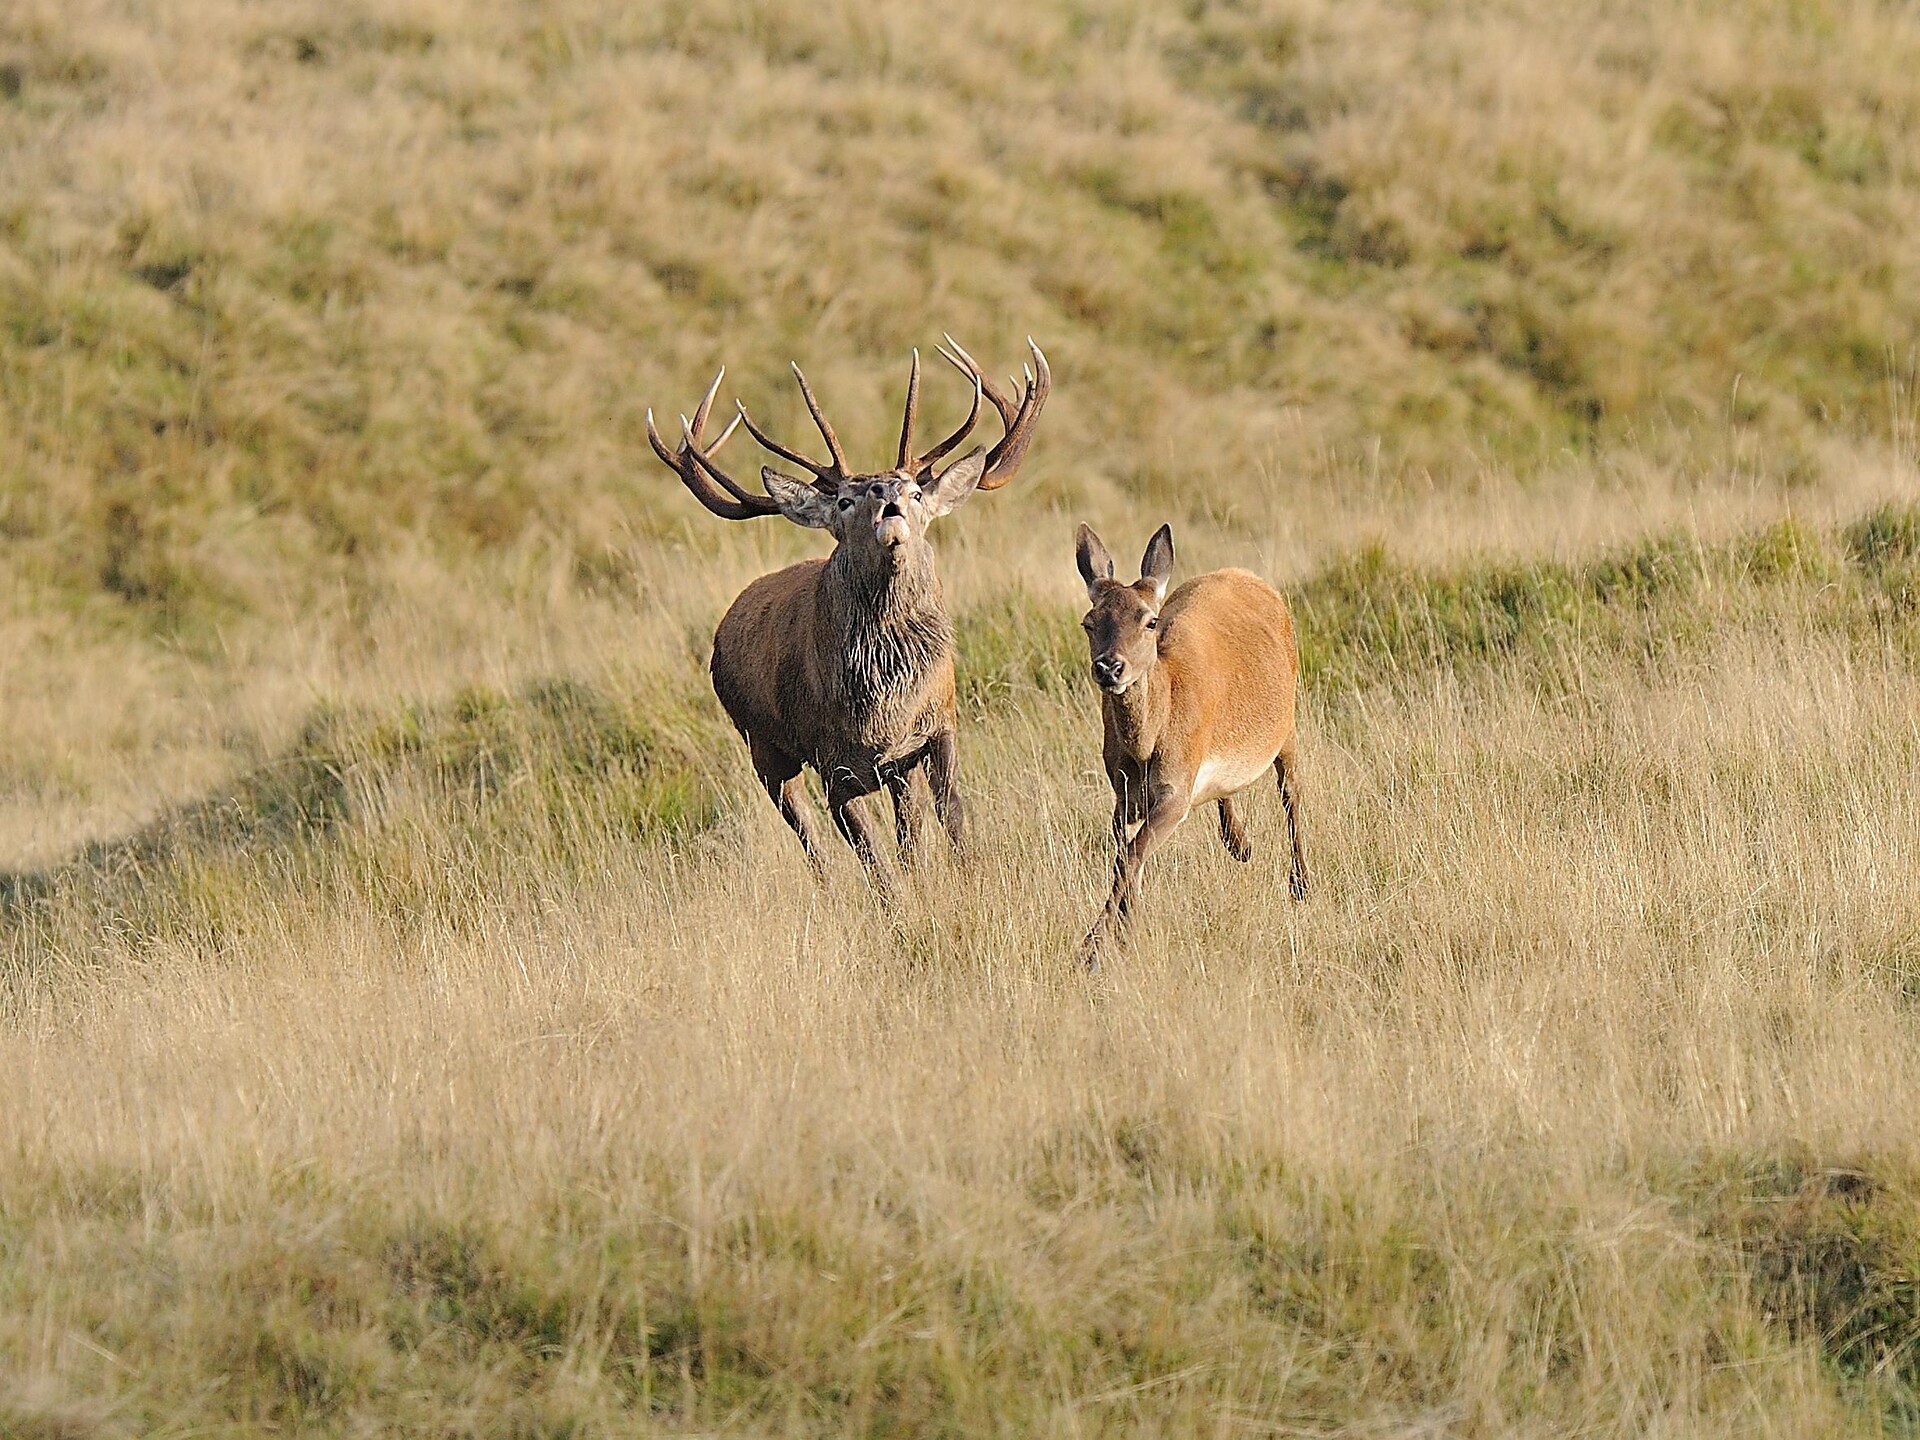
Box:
xmin=826 ymin=768 xmax=890 ymax=890
xmin=884 ymin=762 xmax=928 ymax=870
xmin=750 ymin=736 xmax=823 ymax=871
xmin=925 ymin=728 xmax=966 ymax=854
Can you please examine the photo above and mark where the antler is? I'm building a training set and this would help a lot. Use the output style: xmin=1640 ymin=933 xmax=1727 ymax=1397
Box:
xmin=897 ymin=347 xmax=983 ymax=475
xmin=733 ymin=363 xmax=849 ymax=492
xmin=645 ymin=368 xmax=779 ymax=520
xmin=935 ymin=335 xmax=1050 ymax=491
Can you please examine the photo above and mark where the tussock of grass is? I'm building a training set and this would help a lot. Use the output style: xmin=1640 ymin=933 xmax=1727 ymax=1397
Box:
xmin=1692 ymin=1153 xmax=1920 ymax=1422
xmin=1294 ymin=513 xmax=1874 ymax=695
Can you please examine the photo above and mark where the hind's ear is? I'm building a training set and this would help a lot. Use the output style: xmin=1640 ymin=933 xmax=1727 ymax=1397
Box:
xmin=1075 ymin=523 xmax=1115 ymax=601
xmin=1139 ymin=523 xmax=1174 ymax=601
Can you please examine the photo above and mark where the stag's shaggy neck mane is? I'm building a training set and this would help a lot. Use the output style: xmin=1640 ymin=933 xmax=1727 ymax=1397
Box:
xmin=821 ymin=539 xmax=953 ymax=710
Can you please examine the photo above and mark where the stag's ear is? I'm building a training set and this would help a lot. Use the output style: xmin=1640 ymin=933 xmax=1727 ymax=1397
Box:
xmin=923 ymin=447 xmax=986 ymax=518
xmin=1075 ymin=523 xmax=1116 ymax=601
xmin=1139 ymin=523 xmax=1174 ymax=601
xmin=762 ymin=468 xmax=834 ymax=529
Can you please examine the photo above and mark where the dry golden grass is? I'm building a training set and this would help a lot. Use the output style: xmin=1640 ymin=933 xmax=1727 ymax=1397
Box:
xmin=7 ymin=0 xmax=1920 ymax=1434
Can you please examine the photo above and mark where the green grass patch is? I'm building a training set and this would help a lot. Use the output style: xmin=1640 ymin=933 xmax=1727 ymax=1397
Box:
xmin=1687 ymin=1151 xmax=1920 ymax=1427
xmin=1294 ymin=509 xmax=1918 ymax=697
xmin=948 ymin=506 xmax=1920 ymax=715
xmin=0 ymin=675 xmax=732 ymax=962
xmin=0 ymin=1140 xmax=1870 ymax=1435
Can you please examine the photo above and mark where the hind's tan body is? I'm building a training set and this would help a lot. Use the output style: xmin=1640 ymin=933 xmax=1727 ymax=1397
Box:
xmin=1077 ymin=527 xmax=1306 ymax=961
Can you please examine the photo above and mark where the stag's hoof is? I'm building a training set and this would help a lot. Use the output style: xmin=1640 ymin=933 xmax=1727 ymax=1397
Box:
xmin=1081 ymin=921 xmax=1115 ymax=972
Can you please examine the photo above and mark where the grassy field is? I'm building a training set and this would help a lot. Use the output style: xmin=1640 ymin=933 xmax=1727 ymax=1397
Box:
xmin=6 ymin=0 xmax=1920 ymax=1434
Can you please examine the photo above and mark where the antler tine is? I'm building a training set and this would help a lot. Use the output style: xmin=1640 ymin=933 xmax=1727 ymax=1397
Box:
xmin=936 ymin=334 xmax=1021 ymax=426
xmin=915 ymin=367 xmax=982 ymax=473
xmin=974 ymin=336 xmax=1051 ymax=490
xmin=734 ymin=400 xmax=839 ymax=492
xmin=681 ymin=412 xmax=767 ymax=509
xmin=643 ymin=376 xmax=779 ymax=521
xmin=788 ymin=362 xmax=851 ymax=476
xmin=689 ymin=365 xmax=726 ymax=437
xmin=645 ymin=406 xmax=679 ymax=471
xmin=935 ymin=335 xmax=1051 ymax=490
xmin=896 ymin=348 xmax=922 ymax=471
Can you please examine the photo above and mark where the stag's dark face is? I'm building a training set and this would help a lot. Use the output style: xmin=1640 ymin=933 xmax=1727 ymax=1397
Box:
xmin=833 ymin=472 xmax=933 ymax=553
xmin=763 ymin=451 xmax=989 ymax=568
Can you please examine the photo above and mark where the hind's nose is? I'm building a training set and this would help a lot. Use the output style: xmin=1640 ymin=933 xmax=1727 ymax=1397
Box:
xmin=1092 ymin=656 xmax=1123 ymax=685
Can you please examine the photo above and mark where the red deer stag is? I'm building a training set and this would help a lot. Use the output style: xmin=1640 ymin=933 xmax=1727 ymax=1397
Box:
xmin=647 ymin=338 xmax=1049 ymax=884
xmin=1075 ymin=523 xmax=1306 ymax=962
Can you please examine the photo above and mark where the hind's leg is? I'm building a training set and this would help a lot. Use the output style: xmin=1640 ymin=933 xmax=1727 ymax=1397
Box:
xmin=1216 ymin=795 xmax=1252 ymax=862
xmin=1275 ymin=746 xmax=1308 ymax=901
xmin=1084 ymin=783 xmax=1188 ymax=967
xmin=750 ymin=737 xmax=823 ymax=871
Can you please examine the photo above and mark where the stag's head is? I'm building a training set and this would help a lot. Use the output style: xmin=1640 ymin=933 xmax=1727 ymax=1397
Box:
xmin=648 ymin=337 xmax=1049 ymax=571
xmin=1075 ymin=523 xmax=1174 ymax=695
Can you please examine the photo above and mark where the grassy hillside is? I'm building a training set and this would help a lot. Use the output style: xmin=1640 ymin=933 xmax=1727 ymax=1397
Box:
xmin=4 ymin=0 xmax=1918 ymax=613
xmin=7 ymin=0 xmax=1920 ymax=1435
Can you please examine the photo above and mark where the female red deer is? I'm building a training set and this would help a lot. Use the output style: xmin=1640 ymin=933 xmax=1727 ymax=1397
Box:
xmin=1075 ymin=522 xmax=1307 ymax=961
xmin=647 ymin=338 xmax=1047 ymax=885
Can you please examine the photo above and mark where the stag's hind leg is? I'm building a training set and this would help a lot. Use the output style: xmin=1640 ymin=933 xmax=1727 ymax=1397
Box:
xmin=1275 ymin=745 xmax=1308 ymax=901
xmin=750 ymin=737 xmax=823 ymax=871
xmin=1217 ymin=795 xmax=1252 ymax=862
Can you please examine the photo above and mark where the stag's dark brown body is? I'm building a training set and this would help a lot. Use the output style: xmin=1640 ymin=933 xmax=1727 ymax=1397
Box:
xmin=710 ymin=542 xmax=963 ymax=870
xmin=648 ymin=337 xmax=1047 ymax=884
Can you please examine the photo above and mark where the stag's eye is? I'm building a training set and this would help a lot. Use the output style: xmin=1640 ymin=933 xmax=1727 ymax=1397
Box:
xmin=1081 ymin=617 xmax=1094 ymax=631
xmin=837 ymin=498 xmax=853 ymax=511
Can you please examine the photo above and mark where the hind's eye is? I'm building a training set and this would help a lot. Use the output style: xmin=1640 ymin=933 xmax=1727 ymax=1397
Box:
xmin=1145 ymin=618 xmax=1158 ymax=630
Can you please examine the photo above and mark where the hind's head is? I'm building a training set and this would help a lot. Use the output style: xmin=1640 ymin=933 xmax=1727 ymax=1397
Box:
xmin=1075 ymin=522 xmax=1174 ymax=695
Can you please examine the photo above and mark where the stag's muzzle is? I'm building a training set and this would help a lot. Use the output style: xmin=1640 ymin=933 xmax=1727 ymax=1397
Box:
xmin=875 ymin=511 xmax=911 ymax=548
